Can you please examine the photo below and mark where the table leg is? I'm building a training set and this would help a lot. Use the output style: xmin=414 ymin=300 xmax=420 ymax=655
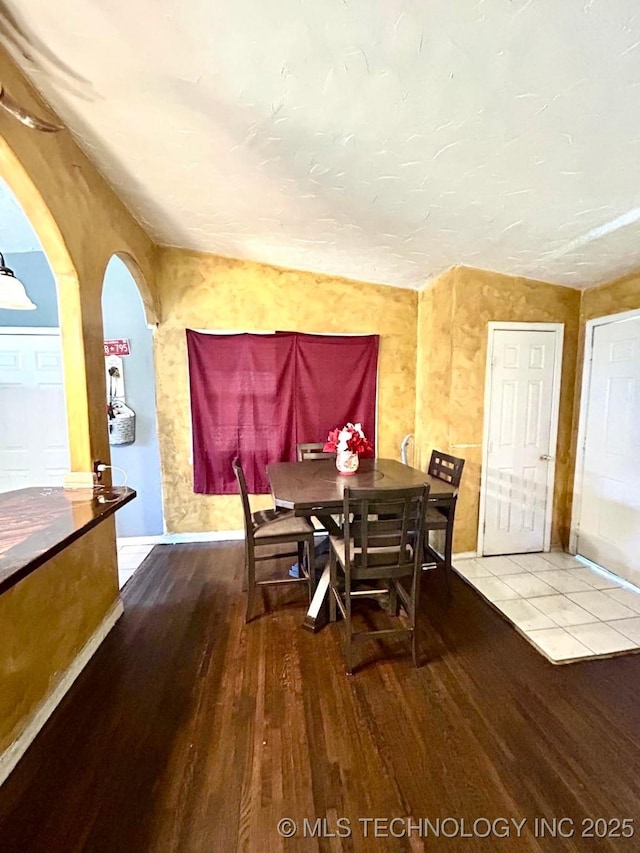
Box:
xmin=302 ymin=563 xmax=331 ymax=633
xmin=301 ymin=513 xmax=340 ymax=632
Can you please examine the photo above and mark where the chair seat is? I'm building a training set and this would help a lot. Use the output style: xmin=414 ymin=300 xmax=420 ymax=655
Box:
xmin=253 ymin=508 xmax=314 ymax=539
xmin=425 ymin=506 xmax=448 ymax=528
xmin=329 ymin=536 xmax=414 ymax=569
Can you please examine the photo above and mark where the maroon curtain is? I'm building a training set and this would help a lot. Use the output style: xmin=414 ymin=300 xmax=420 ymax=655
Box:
xmin=187 ymin=331 xmax=297 ymax=494
xmin=187 ymin=330 xmax=379 ymax=494
xmin=293 ymin=333 xmax=378 ymax=454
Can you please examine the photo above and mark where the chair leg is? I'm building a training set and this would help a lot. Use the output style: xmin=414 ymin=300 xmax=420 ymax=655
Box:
xmin=344 ymin=617 xmax=353 ymax=675
xmin=306 ymin=535 xmax=316 ymax=600
xmin=245 ymin=545 xmax=257 ymax=624
xmin=411 ymin=567 xmax=422 ymax=668
xmin=241 ymin=547 xmax=248 ymax=593
xmin=422 ymin=531 xmax=436 ymax=570
xmin=388 ymin=580 xmax=398 ymax=616
xmin=245 ymin=578 xmax=256 ymax=624
xmin=344 ymin=574 xmax=353 ymax=675
xmin=443 ymin=560 xmax=451 ymax=596
xmin=443 ymin=513 xmax=455 ymax=597
xmin=424 ymin=526 xmax=452 ymax=595
xmin=329 ymin=550 xmax=337 ymax=622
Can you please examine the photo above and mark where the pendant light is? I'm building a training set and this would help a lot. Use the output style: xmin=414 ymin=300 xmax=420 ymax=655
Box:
xmin=0 ymin=253 xmax=36 ymax=310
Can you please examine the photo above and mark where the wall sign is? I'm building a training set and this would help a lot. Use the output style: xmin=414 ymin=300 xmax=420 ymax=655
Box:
xmin=104 ymin=339 xmax=130 ymax=356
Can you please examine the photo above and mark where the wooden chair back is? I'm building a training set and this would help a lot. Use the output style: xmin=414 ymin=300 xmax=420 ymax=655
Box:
xmin=342 ymin=485 xmax=429 ymax=578
xmin=428 ymin=450 xmax=465 ymax=489
xmin=232 ymin=456 xmax=316 ymax=623
xmin=231 ymin=457 xmax=253 ymax=539
xmin=296 ymin=442 xmax=335 ymax=461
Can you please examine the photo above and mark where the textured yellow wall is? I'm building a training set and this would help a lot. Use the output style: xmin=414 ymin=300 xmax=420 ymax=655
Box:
xmin=0 ymin=50 xmax=157 ymax=756
xmin=580 ymin=271 xmax=640 ymax=323
xmin=155 ymin=249 xmax=418 ymax=532
xmin=415 ymin=270 xmax=454 ymax=471
xmin=0 ymin=521 xmax=118 ymax=754
xmin=415 ymin=266 xmax=580 ymax=553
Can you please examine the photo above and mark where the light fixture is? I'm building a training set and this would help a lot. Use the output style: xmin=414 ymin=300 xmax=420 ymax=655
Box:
xmin=0 ymin=86 xmax=63 ymax=133
xmin=0 ymin=253 xmax=36 ymax=310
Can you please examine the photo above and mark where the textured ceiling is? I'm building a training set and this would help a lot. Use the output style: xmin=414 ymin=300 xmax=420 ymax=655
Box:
xmin=3 ymin=0 xmax=640 ymax=289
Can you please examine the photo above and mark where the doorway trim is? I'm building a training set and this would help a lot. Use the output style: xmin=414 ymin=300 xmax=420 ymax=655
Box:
xmin=477 ymin=321 xmax=565 ymax=557
xmin=569 ymin=307 xmax=640 ymax=555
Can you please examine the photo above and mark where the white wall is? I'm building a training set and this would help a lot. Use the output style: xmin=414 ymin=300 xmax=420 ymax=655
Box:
xmin=102 ymin=256 xmax=163 ymax=537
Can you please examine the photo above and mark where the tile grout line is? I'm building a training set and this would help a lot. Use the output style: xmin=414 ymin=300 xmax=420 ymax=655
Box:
xmin=454 ymin=553 xmax=640 ymax=664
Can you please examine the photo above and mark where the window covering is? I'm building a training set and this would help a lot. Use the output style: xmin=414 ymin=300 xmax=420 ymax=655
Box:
xmin=187 ymin=330 xmax=379 ymax=494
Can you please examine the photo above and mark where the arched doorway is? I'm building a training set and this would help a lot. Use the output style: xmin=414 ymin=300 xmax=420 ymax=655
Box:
xmin=0 ymin=176 xmax=70 ymax=490
xmin=101 ymin=254 xmax=163 ymax=585
xmin=0 ymin=137 xmax=91 ymax=473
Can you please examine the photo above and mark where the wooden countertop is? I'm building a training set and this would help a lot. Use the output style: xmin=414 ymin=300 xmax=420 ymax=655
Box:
xmin=0 ymin=486 xmax=136 ymax=595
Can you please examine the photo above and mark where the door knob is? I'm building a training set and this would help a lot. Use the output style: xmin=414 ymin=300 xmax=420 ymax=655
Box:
xmin=539 ymin=454 xmax=552 ymax=461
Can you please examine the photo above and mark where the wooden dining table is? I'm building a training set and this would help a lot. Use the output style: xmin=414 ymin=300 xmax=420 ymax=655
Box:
xmin=266 ymin=457 xmax=456 ymax=631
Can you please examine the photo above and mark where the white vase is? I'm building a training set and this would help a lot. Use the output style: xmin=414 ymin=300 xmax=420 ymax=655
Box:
xmin=336 ymin=449 xmax=359 ymax=475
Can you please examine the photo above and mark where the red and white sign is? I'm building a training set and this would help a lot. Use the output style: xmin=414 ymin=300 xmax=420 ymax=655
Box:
xmin=104 ymin=339 xmax=130 ymax=356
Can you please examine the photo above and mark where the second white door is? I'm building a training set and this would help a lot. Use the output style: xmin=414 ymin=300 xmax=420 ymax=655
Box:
xmin=0 ymin=332 xmax=69 ymax=492
xmin=482 ymin=326 xmax=563 ymax=555
xmin=575 ymin=313 xmax=640 ymax=584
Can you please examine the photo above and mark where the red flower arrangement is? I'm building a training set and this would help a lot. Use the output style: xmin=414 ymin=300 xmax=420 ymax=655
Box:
xmin=323 ymin=422 xmax=373 ymax=457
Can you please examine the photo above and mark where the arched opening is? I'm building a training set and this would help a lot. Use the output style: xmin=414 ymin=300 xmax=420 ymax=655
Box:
xmin=101 ymin=253 xmax=163 ymax=586
xmin=0 ymin=183 xmax=71 ymax=491
xmin=0 ymin=138 xmax=92 ymax=472
xmin=113 ymin=251 xmax=158 ymax=327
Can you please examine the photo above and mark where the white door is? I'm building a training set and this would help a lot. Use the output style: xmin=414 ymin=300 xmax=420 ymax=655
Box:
xmin=0 ymin=333 xmax=69 ymax=492
xmin=482 ymin=326 xmax=563 ymax=555
xmin=576 ymin=313 xmax=640 ymax=584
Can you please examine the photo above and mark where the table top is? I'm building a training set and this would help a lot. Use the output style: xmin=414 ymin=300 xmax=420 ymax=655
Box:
xmin=0 ymin=486 xmax=136 ymax=595
xmin=267 ymin=457 xmax=455 ymax=514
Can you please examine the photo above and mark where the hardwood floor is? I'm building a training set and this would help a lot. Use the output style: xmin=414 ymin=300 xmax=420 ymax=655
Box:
xmin=1 ymin=542 xmax=640 ymax=851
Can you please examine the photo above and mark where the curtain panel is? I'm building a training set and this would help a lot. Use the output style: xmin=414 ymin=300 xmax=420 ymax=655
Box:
xmin=187 ymin=330 xmax=379 ymax=494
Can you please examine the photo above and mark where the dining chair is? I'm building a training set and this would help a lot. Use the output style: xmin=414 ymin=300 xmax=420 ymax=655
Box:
xmin=328 ymin=483 xmax=430 ymax=674
xmin=424 ymin=450 xmax=465 ymax=591
xmin=296 ymin=442 xmax=335 ymax=461
xmin=232 ymin=457 xmax=316 ymax=623
xmin=296 ymin=441 xmax=339 ymax=538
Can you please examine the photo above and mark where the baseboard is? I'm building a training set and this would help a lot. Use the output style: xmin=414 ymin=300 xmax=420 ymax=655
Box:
xmin=117 ymin=532 xmax=246 ymax=546
xmin=116 ymin=535 xmax=164 ymax=546
xmin=0 ymin=599 xmax=124 ymax=788
xmin=135 ymin=524 xmax=380 ymax=548
xmin=463 ymin=546 xmax=567 ymax=559
xmin=160 ymin=529 xmax=330 ymax=546
xmin=161 ymin=530 xmax=244 ymax=544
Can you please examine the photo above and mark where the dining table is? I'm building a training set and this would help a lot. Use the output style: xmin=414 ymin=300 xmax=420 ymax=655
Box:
xmin=266 ymin=456 xmax=456 ymax=631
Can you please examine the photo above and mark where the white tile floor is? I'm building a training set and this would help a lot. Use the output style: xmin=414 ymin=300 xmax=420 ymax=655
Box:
xmin=116 ymin=539 xmax=155 ymax=588
xmin=454 ymin=552 xmax=640 ymax=664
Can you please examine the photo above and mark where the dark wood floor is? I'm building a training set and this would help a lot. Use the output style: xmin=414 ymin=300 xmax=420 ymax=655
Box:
xmin=1 ymin=544 xmax=640 ymax=852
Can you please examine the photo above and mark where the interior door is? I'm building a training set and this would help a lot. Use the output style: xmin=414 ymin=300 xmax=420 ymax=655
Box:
xmin=576 ymin=314 xmax=640 ymax=584
xmin=482 ymin=327 xmax=561 ymax=555
xmin=0 ymin=333 xmax=69 ymax=492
